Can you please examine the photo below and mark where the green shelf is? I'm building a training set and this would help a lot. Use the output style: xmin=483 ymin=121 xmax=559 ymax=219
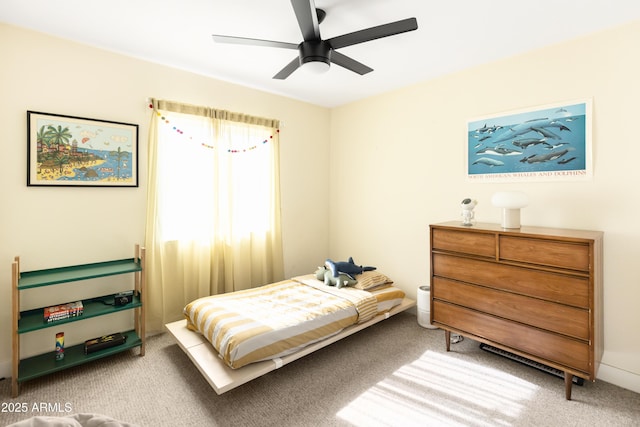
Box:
xmin=12 ymin=247 xmax=145 ymax=397
xmin=18 ymin=258 xmax=142 ymax=290
xmin=18 ymin=295 xmax=142 ymax=333
xmin=18 ymin=330 xmax=142 ymax=383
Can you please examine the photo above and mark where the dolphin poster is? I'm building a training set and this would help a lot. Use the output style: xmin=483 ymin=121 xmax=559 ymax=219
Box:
xmin=466 ymin=99 xmax=592 ymax=182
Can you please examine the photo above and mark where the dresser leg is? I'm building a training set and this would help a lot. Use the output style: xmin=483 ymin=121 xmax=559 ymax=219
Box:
xmin=564 ymin=372 xmax=572 ymax=400
xmin=445 ymin=330 xmax=451 ymax=351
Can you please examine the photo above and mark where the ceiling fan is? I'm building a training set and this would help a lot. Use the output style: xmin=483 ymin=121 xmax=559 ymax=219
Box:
xmin=212 ymin=0 xmax=418 ymax=79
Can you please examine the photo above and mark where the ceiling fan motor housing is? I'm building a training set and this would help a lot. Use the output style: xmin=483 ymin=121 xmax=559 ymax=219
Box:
xmin=299 ymin=40 xmax=331 ymax=66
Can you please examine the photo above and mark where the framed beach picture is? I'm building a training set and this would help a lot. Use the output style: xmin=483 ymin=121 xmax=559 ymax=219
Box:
xmin=466 ymin=99 xmax=592 ymax=182
xmin=27 ymin=111 xmax=138 ymax=187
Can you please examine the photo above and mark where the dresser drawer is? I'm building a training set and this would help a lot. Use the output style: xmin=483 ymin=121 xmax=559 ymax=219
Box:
xmin=432 ymin=228 xmax=495 ymax=257
xmin=432 ymin=253 xmax=589 ymax=307
xmin=432 ymin=277 xmax=589 ymax=340
xmin=499 ymin=235 xmax=590 ymax=271
xmin=433 ymin=301 xmax=591 ymax=375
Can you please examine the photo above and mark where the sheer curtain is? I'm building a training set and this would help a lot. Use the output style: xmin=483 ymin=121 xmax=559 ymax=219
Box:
xmin=145 ymin=99 xmax=284 ymax=331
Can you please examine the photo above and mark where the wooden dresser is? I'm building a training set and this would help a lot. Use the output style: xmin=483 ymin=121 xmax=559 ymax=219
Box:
xmin=429 ymin=221 xmax=603 ymax=399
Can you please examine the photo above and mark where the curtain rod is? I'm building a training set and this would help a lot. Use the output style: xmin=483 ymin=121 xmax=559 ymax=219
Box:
xmin=147 ymin=98 xmax=280 ymax=128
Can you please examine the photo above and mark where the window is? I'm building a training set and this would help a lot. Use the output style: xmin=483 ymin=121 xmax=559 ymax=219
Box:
xmin=144 ymin=100 xmax=284 ymax=329
xmin=151 ymin=107 xmax=280 ymax=242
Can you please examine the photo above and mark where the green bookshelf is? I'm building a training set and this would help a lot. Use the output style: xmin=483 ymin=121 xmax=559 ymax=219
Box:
xmin=11 ymin=246 xmax=146 ymax=397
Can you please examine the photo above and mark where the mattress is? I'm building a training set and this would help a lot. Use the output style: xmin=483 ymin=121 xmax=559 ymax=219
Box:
xmin=183 ymin=274 xmax=405 ymax=369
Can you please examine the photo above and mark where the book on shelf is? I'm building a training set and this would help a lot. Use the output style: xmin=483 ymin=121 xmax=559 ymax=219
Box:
xmin=44 ymin=301 xmax=84 ymax=323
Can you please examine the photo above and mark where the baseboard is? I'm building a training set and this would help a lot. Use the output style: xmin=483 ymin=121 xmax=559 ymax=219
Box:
xmin=597 ymin=363 xmax=640 ymax=394
xmin=0 ymin=359 xmax=11 ymax=381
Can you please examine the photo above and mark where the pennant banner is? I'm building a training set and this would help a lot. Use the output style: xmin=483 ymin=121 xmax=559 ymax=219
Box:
xmin=150 ymin=104 xmax=278 ymax=153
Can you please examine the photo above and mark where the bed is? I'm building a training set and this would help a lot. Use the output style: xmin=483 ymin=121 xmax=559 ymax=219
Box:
xmin=165 ymin=272 xmax=415 ymax=394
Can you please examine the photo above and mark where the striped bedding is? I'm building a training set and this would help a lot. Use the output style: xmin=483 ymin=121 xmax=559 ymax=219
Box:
xmin=183 ymin=275 xmax=405 ymax=369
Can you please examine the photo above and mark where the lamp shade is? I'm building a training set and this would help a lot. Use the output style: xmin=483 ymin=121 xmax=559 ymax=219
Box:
xmin=491 ymin=191 xmax=529 ymax=209
xmin=491 ymin=191 xmax=529 ymax=228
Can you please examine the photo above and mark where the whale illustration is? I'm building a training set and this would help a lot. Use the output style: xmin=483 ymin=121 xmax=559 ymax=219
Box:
xmin=492 ymin=118 xmax=571 ymax=143
xmin=475 ymin=124 xmax=503 ymax=134
xmin=543 ymin=142 xmax=570 ymax=150
xmin=531 ymin=127 xmax=561 ymax=140
xmin=515 ymin=118 xmax=571 ymax=132
xmin=522 ymin=148 xmax=572 ymax=164
xmin=476 ymin=146 xmax=522 ymax=156
xmin=473 ymin=157 xmax=504 ymax=167
xmin=512 ymin=138 xmax=549 ymax=149
xmin=558 ymin=156 xmax=577 ymax=164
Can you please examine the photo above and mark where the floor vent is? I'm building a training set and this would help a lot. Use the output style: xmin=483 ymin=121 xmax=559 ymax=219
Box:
xmin=479 ymin=343 xmax=584 ymax=386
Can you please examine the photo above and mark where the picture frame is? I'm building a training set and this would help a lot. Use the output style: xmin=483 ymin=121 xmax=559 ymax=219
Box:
xmin=466 ymin=99 xmax=592 ymax=182
xmin=27 ymin=111 xmax=139 ymax=187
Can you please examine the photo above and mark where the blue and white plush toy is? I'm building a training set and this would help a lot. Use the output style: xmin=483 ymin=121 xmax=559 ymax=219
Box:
xmin=325 ymin=257 xmax=376 ymax=280
xmin=315 ymin=266 xmax=357 ymax=289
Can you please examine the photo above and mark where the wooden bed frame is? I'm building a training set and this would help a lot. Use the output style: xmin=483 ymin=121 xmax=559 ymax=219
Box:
xmin=165 ymin=297 xmax=415 ymax=394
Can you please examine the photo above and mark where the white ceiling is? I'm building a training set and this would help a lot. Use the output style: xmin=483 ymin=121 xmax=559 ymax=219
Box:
xmin=2 ymin=1 xmax=640 ymax=108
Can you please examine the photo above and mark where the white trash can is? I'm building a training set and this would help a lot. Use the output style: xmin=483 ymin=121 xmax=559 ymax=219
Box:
xmin=417 ymin=285 xmax=437 ymax=329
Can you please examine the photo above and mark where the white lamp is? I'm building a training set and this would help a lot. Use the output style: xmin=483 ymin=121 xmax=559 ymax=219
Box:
xmin=491 ymin=191 xmax=529 ymax=229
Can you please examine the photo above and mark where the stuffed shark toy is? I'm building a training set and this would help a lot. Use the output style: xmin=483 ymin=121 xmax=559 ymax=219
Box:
xmin=315 ymin=266 xmax=357 ymax=289
xmin=325 ymin=257 xmax=376 ymax=280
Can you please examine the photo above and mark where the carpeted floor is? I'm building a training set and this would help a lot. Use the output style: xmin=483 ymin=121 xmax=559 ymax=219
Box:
xmin=2 ymin=312 xmax=639 ymax=426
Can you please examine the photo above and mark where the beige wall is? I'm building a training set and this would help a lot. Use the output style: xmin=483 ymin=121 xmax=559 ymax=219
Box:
xmin=2 ymin=19 xmax=639 ymax=394
xmin=330 ymin=21 xmax=640 ymax=393
xmin=0 ymin=24 xmax=330 ymax=372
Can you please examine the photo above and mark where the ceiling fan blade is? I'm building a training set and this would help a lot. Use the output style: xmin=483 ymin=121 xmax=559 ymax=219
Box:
xmin=273 ymin=57 xmax=301 ymax=79
xmin=330 ymin=51 xmax=373 ymax=75
xmin=328 ymin=17 xmax=418 ymax=50
xmin=212 ymin=34 xmax=298 ymax=50
xmin=291 ymin=0 xmax=320 ymax=41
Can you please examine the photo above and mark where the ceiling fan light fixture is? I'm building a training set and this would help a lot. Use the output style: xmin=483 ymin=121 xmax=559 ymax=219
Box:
xmin=299 ymin=40 xmax=331 ymax=74
xmin=302 ymin=60 xmax=330 ymax=74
